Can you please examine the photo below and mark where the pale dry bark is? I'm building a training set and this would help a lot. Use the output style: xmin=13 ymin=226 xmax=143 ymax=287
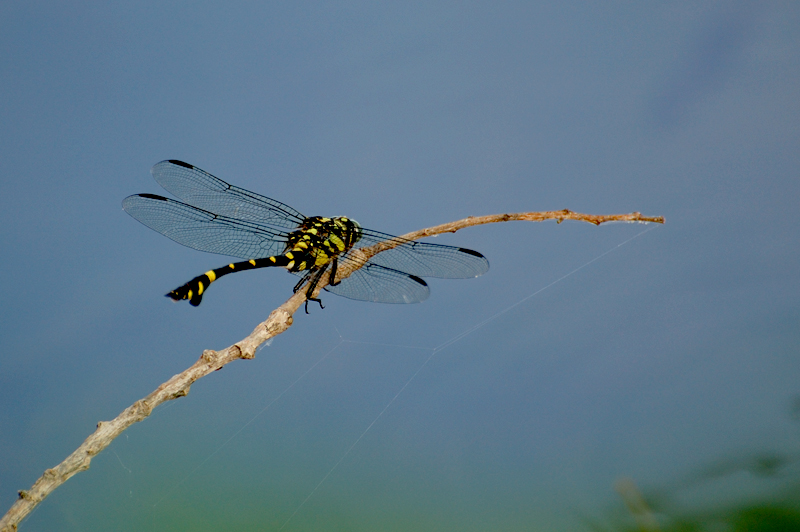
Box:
xmin=0 ymin=209 xmax=663 ymax=531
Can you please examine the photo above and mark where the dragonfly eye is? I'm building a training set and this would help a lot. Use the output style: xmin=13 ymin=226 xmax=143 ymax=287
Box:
xmin=351 ymin=219 xmax=363 ymax=243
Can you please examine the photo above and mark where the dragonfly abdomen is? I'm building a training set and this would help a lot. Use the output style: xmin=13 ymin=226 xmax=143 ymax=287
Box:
xmin=167 ymin=254 xmax=303 ymax=306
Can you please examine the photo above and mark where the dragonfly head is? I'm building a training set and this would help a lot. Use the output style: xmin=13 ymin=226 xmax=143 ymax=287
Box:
xmin=334 ymin=217 xmax=362 ymax=248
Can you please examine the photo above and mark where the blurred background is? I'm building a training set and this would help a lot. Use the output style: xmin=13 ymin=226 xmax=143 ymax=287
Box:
xmin=1 ymin=2 xmax=798 ymax=530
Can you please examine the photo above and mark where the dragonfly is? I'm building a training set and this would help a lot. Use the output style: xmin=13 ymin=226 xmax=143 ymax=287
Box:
xmin=122 ymin=160 xmax=489 ymax=311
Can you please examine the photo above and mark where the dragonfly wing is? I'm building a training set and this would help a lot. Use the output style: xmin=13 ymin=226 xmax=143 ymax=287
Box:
xmin=323 ymin=264 xmax=430 ymax=304
xmin=150 ymin=160 xmax=305 ymax=229
xmin=356 ymin=229 xmax=489 ymax=279
xmin=122 ymin=194 xmax=288 ymax=259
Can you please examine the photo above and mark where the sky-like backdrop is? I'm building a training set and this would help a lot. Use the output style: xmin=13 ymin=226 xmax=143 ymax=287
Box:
xmin=1 ymin=2 xmax=799 ymax=531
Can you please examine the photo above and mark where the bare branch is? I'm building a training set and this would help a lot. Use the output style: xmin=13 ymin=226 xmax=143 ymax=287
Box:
xmin=334 ymin=210 xmax=664 ymax=284
xmin=0 ymin=209 xmax=662 ymax=531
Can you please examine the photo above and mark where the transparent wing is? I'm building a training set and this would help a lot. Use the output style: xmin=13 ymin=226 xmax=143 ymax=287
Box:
xmin=122 ymin=194 xmax=289 ymax=259
xmin=323 ymin=264 xmax=431 ymax=304
xmin=289 ymin=228 xmax=487 ymax=303
xmin=355 ymin=228 xmax=490 ymax=279
xmin=151 ymin=160 xmax=305 ymax=229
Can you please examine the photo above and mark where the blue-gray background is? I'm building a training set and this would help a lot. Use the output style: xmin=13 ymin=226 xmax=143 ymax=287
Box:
xmin=1 ymin=2 xmax=798 ymax=531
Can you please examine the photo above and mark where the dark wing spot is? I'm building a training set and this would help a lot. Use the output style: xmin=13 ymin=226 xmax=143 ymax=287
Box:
xmin=409 ymin=275 xmax=427 ymax=286
xmin=458 ymin=248 xmax=485 ymax=258
xmin=168 ymin=160 xmax=194 ymax=169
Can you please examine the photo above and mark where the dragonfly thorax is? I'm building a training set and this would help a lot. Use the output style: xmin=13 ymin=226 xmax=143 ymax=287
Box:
xmin=285 ymin=216 xmax=363 ymax=271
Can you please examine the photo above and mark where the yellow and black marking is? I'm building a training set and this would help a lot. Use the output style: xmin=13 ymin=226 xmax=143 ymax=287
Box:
xmin=167 ymin=216 xmax=362 ymax=308
xmin=123 ymin=160 xmax=490 ymax=310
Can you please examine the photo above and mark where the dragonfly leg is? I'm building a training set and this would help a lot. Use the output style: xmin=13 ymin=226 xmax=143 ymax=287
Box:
xmin=301 ymin=268 xmax=328 ymax=313
xmin=292 ymin=276 xmax=306 ymax=294
xmin=304 ymin=297 xmax=324 ymax=314
xmin=328 ymin=258 xmax=341 ymax=286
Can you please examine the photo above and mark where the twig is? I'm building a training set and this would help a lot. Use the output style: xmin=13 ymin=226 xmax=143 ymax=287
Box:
xmin=0 ymin=209 xmax=663 ymax=531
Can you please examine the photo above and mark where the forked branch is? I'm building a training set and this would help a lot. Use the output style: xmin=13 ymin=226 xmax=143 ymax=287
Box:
xmin=0 ymin=209 xmax=663 ymax=531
